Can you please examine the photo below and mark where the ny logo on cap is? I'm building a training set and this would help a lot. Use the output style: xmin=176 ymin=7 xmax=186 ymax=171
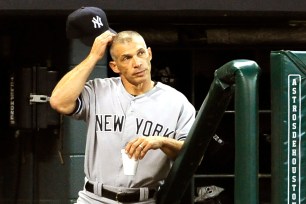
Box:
xmin=92 ymin=16 xmax=104 ymax=29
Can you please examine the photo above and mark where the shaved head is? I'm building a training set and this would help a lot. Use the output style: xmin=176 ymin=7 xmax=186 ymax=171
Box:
xmin=109 ymin=31 xmax=147 ymax=60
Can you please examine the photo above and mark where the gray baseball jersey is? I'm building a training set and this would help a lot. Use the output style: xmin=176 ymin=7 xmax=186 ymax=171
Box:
xmin=71 ymin=77 xmax=195 ymax=189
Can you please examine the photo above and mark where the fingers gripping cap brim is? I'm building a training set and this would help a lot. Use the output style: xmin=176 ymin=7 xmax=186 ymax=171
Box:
xmin=79 ymin=28 xmax=117 ymax=47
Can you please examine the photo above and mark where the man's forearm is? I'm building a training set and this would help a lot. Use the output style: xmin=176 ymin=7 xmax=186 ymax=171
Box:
xmin=50 ymin=55 xmax=98 ymax=114
xmin=160 ymin=138 xmax=184 ymax=160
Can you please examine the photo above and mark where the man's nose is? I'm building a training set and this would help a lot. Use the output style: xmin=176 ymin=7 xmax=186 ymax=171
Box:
xmin=132 ymin=56 xmax=142 ymax=68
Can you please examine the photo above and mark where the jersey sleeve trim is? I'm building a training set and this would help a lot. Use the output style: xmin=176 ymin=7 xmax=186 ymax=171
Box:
xmin=177 ymin=136 xmax=187 ymax=141
xmin=66 ymin=97 xmax=82 ymax=116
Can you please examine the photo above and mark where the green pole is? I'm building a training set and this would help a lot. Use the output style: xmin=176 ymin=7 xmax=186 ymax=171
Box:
xmin=234 ymin=61 xmax=260 ymax=204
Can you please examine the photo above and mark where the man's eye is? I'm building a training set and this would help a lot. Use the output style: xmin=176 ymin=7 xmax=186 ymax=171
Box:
xmin=122 ymin=56 xmax=129 ymax=61
xmin=138 ymin=51 xmax=145 ymax=56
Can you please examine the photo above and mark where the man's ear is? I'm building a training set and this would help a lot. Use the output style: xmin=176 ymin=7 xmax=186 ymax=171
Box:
xmin=109 ymin=61 xmax=120 ymax=74
xmin=148 ymin=47 xmax=152 ymax=61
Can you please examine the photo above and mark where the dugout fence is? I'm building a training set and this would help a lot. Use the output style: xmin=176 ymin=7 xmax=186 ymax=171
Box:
xmin=157 ymin=51 xmax=306 ymax=204
xmin=156 ymin=59 xmax=261 ymax=204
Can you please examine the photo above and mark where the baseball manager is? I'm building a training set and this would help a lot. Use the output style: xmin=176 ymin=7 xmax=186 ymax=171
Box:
xmin=50 ymin=7 xmax=195 ymax=204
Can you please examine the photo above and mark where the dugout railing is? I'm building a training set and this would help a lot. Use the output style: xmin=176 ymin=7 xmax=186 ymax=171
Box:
xmin=156 ymin=59 xmax=261 ymax=204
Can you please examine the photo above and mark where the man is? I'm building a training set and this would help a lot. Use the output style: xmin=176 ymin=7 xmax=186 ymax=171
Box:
xmin=50 ymin=8 xmax=195 ymax=204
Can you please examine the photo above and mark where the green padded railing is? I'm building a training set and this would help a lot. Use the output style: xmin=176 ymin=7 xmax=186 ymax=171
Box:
xmin=156 ymin=59 xmax=260 ymax=204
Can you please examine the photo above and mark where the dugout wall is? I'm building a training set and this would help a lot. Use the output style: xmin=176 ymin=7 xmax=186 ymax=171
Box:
xmin=271 ymin=50 xmax=306 ymax=204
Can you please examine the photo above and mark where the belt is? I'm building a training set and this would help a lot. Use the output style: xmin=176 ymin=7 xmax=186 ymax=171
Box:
xmin=85 ymin=182 xmax=156 ymax=203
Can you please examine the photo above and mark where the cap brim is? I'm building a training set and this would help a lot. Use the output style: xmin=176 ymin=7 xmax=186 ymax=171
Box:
xmin=109 ymin=28 xmax=117 ymax=34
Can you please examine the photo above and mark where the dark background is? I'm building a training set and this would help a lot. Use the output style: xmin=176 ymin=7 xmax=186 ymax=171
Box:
xmin=1 ymin=1 xmax=306 ymax=203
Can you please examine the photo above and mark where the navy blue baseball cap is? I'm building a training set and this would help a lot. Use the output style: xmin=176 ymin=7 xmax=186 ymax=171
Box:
xmin=66 ymin=6 xmax=116 ymax=46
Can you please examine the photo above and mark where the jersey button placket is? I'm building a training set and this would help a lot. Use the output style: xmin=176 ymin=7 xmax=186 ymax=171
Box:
xmin=130 ymin=100 xmax=135 ymax=113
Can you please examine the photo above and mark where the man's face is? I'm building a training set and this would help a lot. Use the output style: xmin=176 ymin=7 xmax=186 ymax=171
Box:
xmin=110 ymin=37 xmax=152 ymax=86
